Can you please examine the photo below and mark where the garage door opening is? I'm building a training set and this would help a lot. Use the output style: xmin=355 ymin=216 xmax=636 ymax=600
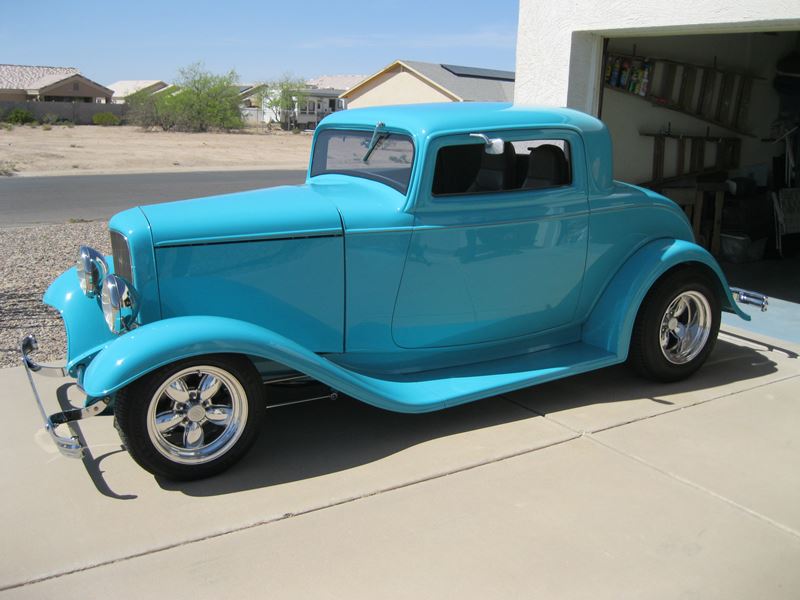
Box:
xmin=598 ymin=31 xmax=800 ymax=341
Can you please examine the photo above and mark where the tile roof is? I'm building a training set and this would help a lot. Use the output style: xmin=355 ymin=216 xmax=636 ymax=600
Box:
xmin=107 ymin=80 xmax=167 ymax=98
xmin=307 ymin=74 xmax=366 ymax=91
xmin=0 ymin=64 xmax=79 ymax=90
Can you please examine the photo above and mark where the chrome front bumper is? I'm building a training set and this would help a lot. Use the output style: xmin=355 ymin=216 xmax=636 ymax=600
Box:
xmin=731 ymin=287 xmax=769 ymax=312
xmin=20 ymin=334 xmax=110 ymax=459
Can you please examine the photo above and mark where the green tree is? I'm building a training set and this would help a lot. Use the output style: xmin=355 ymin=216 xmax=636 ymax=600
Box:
xmin=127 ymin=62 xmax=244 ymax=132
xmin=263 ymin=74 xmax=308 ymax=129
xmin=125 ymin=88 xmax=163 ymax=129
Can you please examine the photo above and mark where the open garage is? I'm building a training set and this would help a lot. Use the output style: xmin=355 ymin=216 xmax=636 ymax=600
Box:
xmin=516 ymin=2 xmax=800 ymax=340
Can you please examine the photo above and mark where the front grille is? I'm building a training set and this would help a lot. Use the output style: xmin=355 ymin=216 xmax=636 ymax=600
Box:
xmin=110 ymin=230 xmax=133 ymax=283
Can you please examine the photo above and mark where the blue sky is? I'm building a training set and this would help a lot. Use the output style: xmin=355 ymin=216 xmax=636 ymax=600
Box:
xmin=1 ymin=0 xmax=519 ymax=85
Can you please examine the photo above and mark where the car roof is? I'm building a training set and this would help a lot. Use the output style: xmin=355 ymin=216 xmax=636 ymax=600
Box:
xmin=319 ymin=102 xmax=606 ymax=139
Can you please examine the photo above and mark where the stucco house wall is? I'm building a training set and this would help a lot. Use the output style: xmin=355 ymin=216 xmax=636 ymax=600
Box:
xmin=40 ymin=76 xmax=111 ymax=102
xmin=0 ymin=91 xmax=26 ymax=102
xmin=346 ymin=70 xmax=455 ymax=109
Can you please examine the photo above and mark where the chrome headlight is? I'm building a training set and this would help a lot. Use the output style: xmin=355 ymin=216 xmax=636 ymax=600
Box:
xmin=76 ymin=246 xmax=108 ymax=298
xmin=101 ymin=274 xmax=139 ymax=334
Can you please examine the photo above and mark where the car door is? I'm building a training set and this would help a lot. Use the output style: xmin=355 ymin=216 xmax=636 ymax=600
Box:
xmin=391 ymin=128 xmax=589 ymax=349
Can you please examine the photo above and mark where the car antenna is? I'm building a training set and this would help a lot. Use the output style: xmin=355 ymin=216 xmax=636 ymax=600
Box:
xmin=362 ymin=121 xmax=386 ymax=162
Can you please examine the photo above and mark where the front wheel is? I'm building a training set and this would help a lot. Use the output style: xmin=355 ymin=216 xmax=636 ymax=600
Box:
xmin=114 ymin=355 xmax=265 ymax=480
xmin=629 ymin=269 xmax=721 ymax=382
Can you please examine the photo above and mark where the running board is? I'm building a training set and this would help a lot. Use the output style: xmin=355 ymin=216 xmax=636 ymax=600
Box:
xmin=332 ymin=342 xmax=620 ymax=413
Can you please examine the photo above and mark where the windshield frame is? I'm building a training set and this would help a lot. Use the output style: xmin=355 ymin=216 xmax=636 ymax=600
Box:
xmin=310 ymin=128 xmax=416 ymax=194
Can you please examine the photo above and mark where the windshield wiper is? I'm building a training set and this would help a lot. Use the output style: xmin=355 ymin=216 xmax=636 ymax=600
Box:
xmin=362 ymin=121 xmax=386 ymax=163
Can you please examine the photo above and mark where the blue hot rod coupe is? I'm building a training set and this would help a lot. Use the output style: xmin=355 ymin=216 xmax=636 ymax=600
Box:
xmin=22 ymin=103 xmax=767 ymax=479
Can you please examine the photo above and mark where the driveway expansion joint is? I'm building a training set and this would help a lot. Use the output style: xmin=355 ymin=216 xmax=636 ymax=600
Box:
xmin=0 ymin=430 xmax=582 ymax=592
xmin=501 ymin=375 xmax=800 ymax=541
xmin=585 ymin=434 xmax=800 ymax=541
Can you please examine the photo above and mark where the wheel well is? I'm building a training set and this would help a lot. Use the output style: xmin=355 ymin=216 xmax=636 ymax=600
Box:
xmin=648 ymin=261 xmax=731 ymax=311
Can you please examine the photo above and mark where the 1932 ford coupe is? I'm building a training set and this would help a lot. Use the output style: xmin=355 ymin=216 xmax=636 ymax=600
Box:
xmin=22 ymin=103 xmax=768 ymax=480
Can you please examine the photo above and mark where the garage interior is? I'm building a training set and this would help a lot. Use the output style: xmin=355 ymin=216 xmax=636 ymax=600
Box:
xmin=598 ymin=31 xmax=800 ymax=341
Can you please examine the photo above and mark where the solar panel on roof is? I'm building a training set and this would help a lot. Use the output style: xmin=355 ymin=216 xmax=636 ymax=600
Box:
xmin=441 ymin=64 xmax=515 ymax=81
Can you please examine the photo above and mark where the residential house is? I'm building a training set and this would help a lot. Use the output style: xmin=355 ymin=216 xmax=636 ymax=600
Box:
xmin=107 ymin=80 xmax=169 ymax=103
xmin=236 ymin=84 xmax=266 ymax=124
xmin=291 ymin=87 xmax=347 ymax=128
xmin=340 ymin=60 xmax=514 ymax=108
xmin=264 ymin=83 xmax=350 ymax=129
xmin=0 ymin=64 xmax=112 ymax=103
xmin=238 ymin=84 xmax=267 ymax=108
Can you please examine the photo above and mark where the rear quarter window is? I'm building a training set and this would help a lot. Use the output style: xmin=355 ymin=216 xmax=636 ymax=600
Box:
xmin=432 ymin=138 xmax=571 ymax=197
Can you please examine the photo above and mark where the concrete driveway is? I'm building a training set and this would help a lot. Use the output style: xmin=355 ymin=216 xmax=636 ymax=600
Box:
xmin=1 ymin=326 xmax=799 ymax=598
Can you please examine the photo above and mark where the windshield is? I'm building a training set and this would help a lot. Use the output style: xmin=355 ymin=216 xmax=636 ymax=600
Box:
xmin=311 ymin=129 xmax=415 ymax=194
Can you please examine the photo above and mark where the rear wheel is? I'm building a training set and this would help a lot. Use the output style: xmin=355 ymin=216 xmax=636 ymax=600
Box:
xmin=114 ymin=355 xmax=265 ymax=480
xmin=629 ymin=268 xmax=721 ymax=382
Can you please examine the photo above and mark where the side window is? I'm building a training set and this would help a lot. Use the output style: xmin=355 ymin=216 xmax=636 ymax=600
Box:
xmin=432 ymin=138 xmax=571 ymax=196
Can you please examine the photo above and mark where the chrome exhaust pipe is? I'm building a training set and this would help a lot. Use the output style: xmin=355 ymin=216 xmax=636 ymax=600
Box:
xmin=730 ymin=287 xmax=769 ymax=312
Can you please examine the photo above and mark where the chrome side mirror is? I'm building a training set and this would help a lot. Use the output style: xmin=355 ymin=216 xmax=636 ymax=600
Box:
xmin=76 ymin=246 xmax=108 ymax=298
xmin=470 ymin=133 xmax=505 ymax=155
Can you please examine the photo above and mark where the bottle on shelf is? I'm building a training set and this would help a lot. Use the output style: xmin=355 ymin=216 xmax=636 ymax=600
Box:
xmin=619 ymin=60 xmax=631 ymax=88
xmin=639 ymin=61 xmax=651 ymax=96
xmin=609 ymin=57 xmax=621 ymax=87
xmin=628 ymin=61 xmax=641 ymax=93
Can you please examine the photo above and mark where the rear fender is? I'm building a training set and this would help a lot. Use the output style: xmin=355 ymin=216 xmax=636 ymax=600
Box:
xmin=582 ymin=238 xmax=749 ymax=358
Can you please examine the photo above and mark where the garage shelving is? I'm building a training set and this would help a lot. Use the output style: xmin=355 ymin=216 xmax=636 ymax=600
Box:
xmin=604 ymin=51 xmax=762 ymax=137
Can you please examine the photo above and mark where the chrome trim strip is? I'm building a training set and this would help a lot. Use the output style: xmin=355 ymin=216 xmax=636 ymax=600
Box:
xmin=154 ymin=229 xmax=343 ymax=248
xmin=263 ymin=374 xmax=313 ymax=385
xmin=266 ymin=392 xmax=338 ymax=410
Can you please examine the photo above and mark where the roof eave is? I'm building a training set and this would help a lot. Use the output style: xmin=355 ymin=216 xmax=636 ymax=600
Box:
xmin=339 ymin=59 xmax=462 ymax=102
xmin=38 ymin=73 xmax=114 ymax=96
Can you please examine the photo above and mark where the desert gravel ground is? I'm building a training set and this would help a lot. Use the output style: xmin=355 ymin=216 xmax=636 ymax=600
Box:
xmin=0 ymin=126 xmax=311 ymax=367
xmin=0 ymin=221 xmax=110 ymax=368
xmin=0 ymin=125 xmax=310 ymax=176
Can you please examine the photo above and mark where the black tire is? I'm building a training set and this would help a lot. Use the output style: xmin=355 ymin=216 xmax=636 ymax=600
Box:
xmin=629 ymin=268 xmax=721 ymax=382
xmin=114 ymin=354 xmax=265 ymax=480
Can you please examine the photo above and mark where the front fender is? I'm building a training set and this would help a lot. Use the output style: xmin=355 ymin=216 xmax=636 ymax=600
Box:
xmin=81 ymin=316 xmax=447 ymax=413
xmin=44 ymin=264 xmax=116 ymax=374
xmin=582 ymin=238 xmax=749 ymax=358
xmin=82 ymin=316 xmax=336 ymax=397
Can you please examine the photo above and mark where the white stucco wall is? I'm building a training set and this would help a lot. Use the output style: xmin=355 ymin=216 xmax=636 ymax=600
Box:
xmin=515 ymin=0 xmax=800 ymax=114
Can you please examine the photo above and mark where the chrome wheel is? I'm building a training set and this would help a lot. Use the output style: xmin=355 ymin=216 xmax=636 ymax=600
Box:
xmin=145 ymin=365 xmax=248 ymax=465
xmin=658 ymin=291 xmax=712 ymax=365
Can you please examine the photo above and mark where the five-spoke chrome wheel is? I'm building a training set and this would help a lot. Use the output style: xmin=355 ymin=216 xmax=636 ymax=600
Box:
xmin=630 ymin=269 xmax=720 ymax=382
xmin=146 ymin=366 xmax=248 ymax=465
xmin=658 ymin=291 xmax=712 ymax=365
xmin=114 ymin=355 xmax=264 ymax=480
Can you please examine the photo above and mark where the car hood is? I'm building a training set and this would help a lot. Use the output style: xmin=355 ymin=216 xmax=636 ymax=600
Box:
xmin=140 ymin=184 xmax=343 ymax=247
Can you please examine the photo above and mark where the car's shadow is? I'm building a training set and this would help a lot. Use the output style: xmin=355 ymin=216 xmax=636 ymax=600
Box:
xmin=157 ymin=338 xmax=787 ymax=497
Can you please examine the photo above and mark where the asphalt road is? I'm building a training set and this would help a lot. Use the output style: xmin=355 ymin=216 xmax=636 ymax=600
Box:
xmin=0 ymin=169 xmax=307 ymax=227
